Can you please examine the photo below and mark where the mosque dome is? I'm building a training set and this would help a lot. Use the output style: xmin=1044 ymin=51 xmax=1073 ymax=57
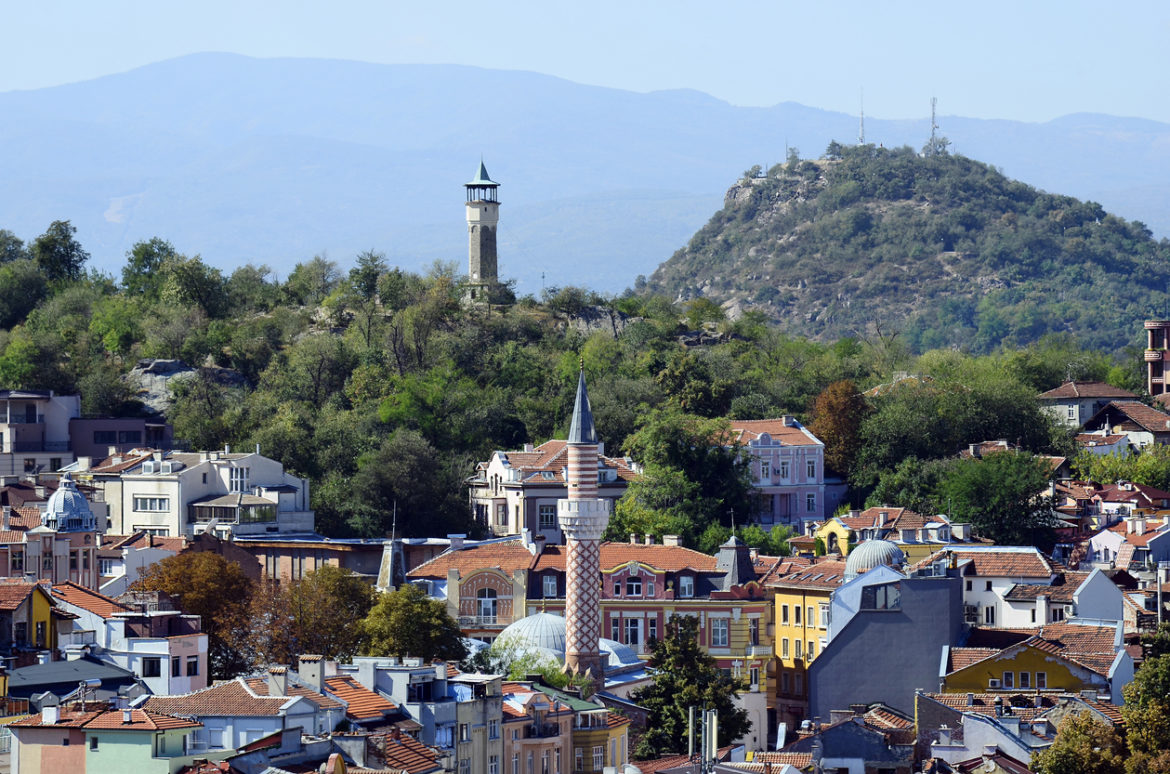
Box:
xmin=498 ymin=612 xmax=567 ymax=655
xmin=43 ymin=473 xmax=97 ymax=532
xmin=844 ymin=539 xmax=905 ymax=580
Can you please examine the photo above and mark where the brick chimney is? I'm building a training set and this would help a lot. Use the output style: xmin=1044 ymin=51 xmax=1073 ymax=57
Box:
xmin=267 ymin=666 xmax=288 ymax=697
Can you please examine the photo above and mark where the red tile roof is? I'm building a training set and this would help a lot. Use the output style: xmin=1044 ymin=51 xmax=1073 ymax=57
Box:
xmin=103 ymin=532 xmax=188 ymax=553
xmin=1038 ymin=382 xmax=1137 ymax=400
xmin=727 ymin=418 xmax=821 ymax=447
xmin=921 ymin=692 xmax=1060 ymax=722
xmin=485 ymin=440 xmax=639 ymax=487
xmin=0 ymin=578 xmax=40 ymax=611
xmin=1096 ymin=401 xmax=1170 ymax=433
xmin=916 ymin=548 xmax=1055 ymax=578
xmin=324 ymin=675 xmax=397 ymax=721
xmin=142 ymin=679 xmax=291 ymax=716
xmin=244 ymin=677 xmax=344 ymax=710
xmin=751 ymin=752 xmax=814 ymax=768
xmin=51 ymin=581 xmax=131 ymax=619
xmin=1002 ymin=571 xmax=1090 ymax=603
xmin=408 ymin=539 xmax=538 ymax=580
xmin=947 ymin=648 xmax=1000 ymax=672
xmin=534 ymin=543 xmax=718 ymax=573
xmin=766 ymin=559 xmax=847 ymax=589
xmin=11 ymin=707 xmax=200 ymax=730
xmin=371 ymin=731 xmax=443 ymax=774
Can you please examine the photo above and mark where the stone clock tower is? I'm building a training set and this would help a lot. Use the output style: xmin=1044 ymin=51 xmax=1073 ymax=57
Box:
xmin=465 ymin=161 xmax=499 ymax=302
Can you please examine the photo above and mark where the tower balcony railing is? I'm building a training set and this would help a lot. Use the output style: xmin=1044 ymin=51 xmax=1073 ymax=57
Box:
xmin=1146 ymin=350 xmax=1164 ymax=361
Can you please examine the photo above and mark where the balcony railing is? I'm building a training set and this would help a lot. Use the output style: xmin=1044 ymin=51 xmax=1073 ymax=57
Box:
xmin=459 ymin=615 xmax=509 ymax=629
xmin=11 ymin=441 xmax=69 ymax=453
xmin=524 ymin=724 xmax=560 ymax=739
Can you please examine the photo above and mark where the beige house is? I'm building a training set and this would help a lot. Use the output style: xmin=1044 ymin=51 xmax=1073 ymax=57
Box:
xmin=74 ymin=448 xmax=313 ymax=538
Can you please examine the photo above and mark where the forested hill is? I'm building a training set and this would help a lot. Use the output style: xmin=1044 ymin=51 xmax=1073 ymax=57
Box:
xmin=645 ymin=144 xmax=1170 ymax=353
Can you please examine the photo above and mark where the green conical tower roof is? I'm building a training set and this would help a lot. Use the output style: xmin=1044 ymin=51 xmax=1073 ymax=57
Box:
xmin=466 ymin=160 xmax=498 ymax=187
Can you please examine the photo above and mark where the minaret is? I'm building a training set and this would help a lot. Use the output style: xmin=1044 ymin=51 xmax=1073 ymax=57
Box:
xmin=558 ymin=367 xmax=610 ymax=692
xmin=465 ymin=161 xmax=500 ymax=302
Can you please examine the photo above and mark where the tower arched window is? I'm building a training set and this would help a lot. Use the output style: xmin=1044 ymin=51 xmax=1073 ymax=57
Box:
xmin=477 ymin=588 xmax=498 ymax=623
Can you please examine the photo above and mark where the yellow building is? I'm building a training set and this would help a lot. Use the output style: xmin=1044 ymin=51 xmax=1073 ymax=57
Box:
xmin=942 ymin=637 xmax=1114 ymax=696
xmin=0 ymin=578 xmax=58 ymax=652
xmin=813 ymin=507 xmax=964 ymax=564
xmin=766 ymin=557 xmax=847 ymax=728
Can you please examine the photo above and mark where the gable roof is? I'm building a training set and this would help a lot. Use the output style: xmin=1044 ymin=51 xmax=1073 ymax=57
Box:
xmin=1037 ymin=381 xmax=1136 ymax=400
xmin=1088 ymin=401 xmax=1170 ymax=434
xmin=407 ymin=539 xmax=538 ymax=580
xmin=324 ymin=675 xmax=397 ymax=721
xmin=766 ymin=559 xmax=848 ymax=590
xmin=726 ymin=418 xmax=822 ymax=447
xmin=243 ymin=676 xmax=343 ymax=710
xmin=141 ymin=678 xmax=294 ymax=717
xmin=0 ymin=578 xmax=43 ymax=610
xmin=1002 ymin=571 xmax=1091 ymax=604
xmin=533 ymin=542 xmax=718 ymax=573
xmin=51 ymin=581 xmax=132 ymax=618
xmin=370 ymin=731 xmax=444 ymax=774
xmin=479 ymin=440 xmax=639 ymax=487
xmin=915 ymin=547 xmax=1054 ymax=579
xmin=11 ymin=707 xmax=200 ymax=730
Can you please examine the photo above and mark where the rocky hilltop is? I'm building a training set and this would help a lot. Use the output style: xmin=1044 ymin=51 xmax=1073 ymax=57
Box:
xmin=645 ymin=144 xmax=1170 ymax=353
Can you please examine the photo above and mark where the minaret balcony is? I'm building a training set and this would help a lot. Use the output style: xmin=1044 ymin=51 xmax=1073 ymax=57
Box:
xmin=1146 ymin=350 xmax=1164 ymax=361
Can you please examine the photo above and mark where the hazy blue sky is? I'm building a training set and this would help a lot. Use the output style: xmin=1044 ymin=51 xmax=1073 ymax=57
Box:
xmin=4 ymin=1 xmax=1169 ymax=123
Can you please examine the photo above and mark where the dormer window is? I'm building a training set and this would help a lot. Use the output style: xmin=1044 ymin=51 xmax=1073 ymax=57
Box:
xmin=678 ymin=575 xmax=694 ymax=598
xmin=626 ymin=577 xmax=642 ymax=597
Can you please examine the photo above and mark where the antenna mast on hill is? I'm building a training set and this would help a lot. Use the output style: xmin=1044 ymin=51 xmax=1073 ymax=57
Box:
xmin=930 ymin=97 xmax=939 ymax=149
xmin=858 ymin=88 xmax=865 ymax=144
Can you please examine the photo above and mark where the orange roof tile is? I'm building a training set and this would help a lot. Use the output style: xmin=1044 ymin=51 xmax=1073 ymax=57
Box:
xmin=324 ymin=675 xmax=397 ymax=721
xmin=52 ymin=581 xmax=132 ymax=619
xmin=0 ymin=578 xmax=40 ymax=611
xmin=12 ymin=707 xmax=200 ymax=730
xmin=1038 ymin=382 xmax=1136 ymax=400
xmin=407 ymin=539 xmax=538 ymax=580
xmin=947 ymin=648 xmax=1000 ymax=672
xmin=142 ymin=679 xmax=290 ymax=716
xmin=534 ymin=542 xmax=718 ymax=573
xmin=727 ymin=418 xmax=821 ymax=447
xmin=921 ymin=692 xmax=1059 ymax=722
xmin=766 ymin=559 xmax=847 ymax=589
xmin=371 ymin=731 xmax=443 ymax=774
xmin=917 ymin=548 xmax=1054 ymax=578
xmin=244 ymin=677 xmax=344 ymax=710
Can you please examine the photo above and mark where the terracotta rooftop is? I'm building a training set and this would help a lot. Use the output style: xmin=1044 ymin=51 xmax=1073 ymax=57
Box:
xmin=244 ymin=677 xmax=344 ymax=710
xmin=324 ymin=675 xmax=397 ymax=721
xmin=370 ymin=731 xmax=443 ymax=774
xmin=52 ymin=581 xmax=132 ymax=619
xmin=946 ymin=647 xmax=1001 ymax=672
xmin=1002 ymin=571 xmax=1090 ymax=603
xmin=1038 ymin=381 xmax=1137 ymax=400
xmin=727 ymin=418 xmax=822 ymax=447
xmin=480 ymin=440 xmax=639 ymax=487
xmin=1093 ymin=401 xmax=1170 ymax=433
xmin=142 ymin=678 xmax=292 ymax=717
xmin=408 ymin=539 xmax=538 ymax=580
xmin=103 ymin=532 xmax=188 ymax=553
xmin=921 ymin=692 xmax=1060 ymax=722
xmin=751 ymin=752 xmax=814 ymax=769
xmin=0 ymin=578 xmax=42 ymax=611
xmin=916 ymin=547 xmax=1055 ymax=579
xmin=766 ymin=559 xmax=847 ymax=589
xmin=11 ymin=707 xmax=200 ymax=730
xmin=533 ymin=542 xmax=718 ymax=573
xmin=1033 ymin=621 xmax=1120 ymax=674
xmin=1076 ymin=434 xmax=1128 ymax=447
xmin=1096 ymin=482 xmax=1170 ymax=508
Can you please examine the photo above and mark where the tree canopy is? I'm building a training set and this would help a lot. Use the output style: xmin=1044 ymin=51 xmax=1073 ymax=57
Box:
xmin=360 ymin=584 xmax=467 ymax=662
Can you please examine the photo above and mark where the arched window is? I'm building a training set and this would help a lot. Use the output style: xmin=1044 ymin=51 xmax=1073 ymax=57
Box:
xmin=477 ymin=588 xmax=498 ymax=623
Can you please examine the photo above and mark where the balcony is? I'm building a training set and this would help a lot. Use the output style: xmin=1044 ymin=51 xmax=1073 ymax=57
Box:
xmin=1147 ymin=350 xmax=1165 ymax=361
xmin=11 ymin=441 xmax=69 ymax=453
xmin=459 ymin=615 xmax=509 ymax=629
xmin=523 ymin=724 xmax=560 ymax=739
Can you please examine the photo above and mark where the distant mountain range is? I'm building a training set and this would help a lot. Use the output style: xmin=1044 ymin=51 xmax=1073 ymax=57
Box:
xmin=2 ymin=53 xmax=1169 ymax=294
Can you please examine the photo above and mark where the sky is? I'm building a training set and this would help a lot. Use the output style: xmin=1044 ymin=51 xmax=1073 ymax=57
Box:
xmin=4 ymin=1 xmax=1170 ymax=124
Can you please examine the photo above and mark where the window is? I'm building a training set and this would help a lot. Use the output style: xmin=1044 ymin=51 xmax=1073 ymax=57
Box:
xmin=749 ymin=618 xmax=759 ymax=646
xmin=648 ymin=617 xmax=658 ymax=642
xmin=613 ymin=581 xmax=621 ymax=596
xmin=780 ymin=461 xmax=790 ymax=479
xmin=90 ymin=736 xmax=98 ymax=751
xmin=187 ymin=656 xmax=199 ymax=676
xmin=133 ymin=496 xmax=169 ymax=512
xmin=23 ymin=459 xmax=35 ymax=474
xmin=625 ymin=618 xmax=641 ymax=647
xmin=496 ymin=504 xmax=507 ymax=526
xmin=1031 ymin=609 xmax=1036 ymax=623
xmin=678 ymin=575 xmax=694 ymax=598
xmin=749 ymin=666 xmax=760 ymax=687
xmin=477 ymin=588 xmax=498 ymax=623
xmin=172 ymin=656 xmax=182 ymax=677
xmin=142 ymin=657 xmax=161 ymax=678
xmin=543 ymin=575 xmax=558 ymax=598
xmin=35 ymin=621 xmax=45 ymax=647
xmin=1067 ymin=406 xmax=1076 ymax=420
xmin=230 ymin=467 xmax=250 ymax=493
xmin=807 ymin=460 xmax=816 ymax=478
xmin=794 ymin=606 xmax=802 ymax=626
xmin=119 ymin=430 xmax=142 ymax=444
xmin=646 ymin=578 xmax=655 ymax=596
xmin=985 ymin=581 xmax=993 ymax=591
xmin=781 ymin=672 xmax=790 ymax=693
xmin=490 ymin=756 xmax=500 ymax=774
xmin=807 ymin=606 xmax=814 ymax=626
xmin=459 ymin=723 xmax=470 ymax=742
xmin=575 ymin=749 xmax=583 ymax=772
xmin=860 ymin=583 xmax=901 ymax=611
xmin=514 ymin=754 xmax=521 ymax=774
xmin=539 ymin=504 xmax=557 ymax=529
xmin=819 ymin=604 xmax=829 ymax=629
xmin=806 ymin=493 xmax=816 ymax=512
xmin=759 ymin=461 xmax=768 ymax=478
xmin=984 ymin=606 xmax=996 ymax=625
xmin=556 ymin=750 xmax=562 ymax=774
xmin=462 ymin=760 xmax=472 ymax=774
xmin=10 ymin=550 xmax=22 ymax=573
xmin=781 ymin=638 xmax=789 ymax=658
xmin=794 ymin=640 xmax=803 ymax=659
xmin=711 ymin=618 xmax=729 ymax=647
xmin=542 ymin=751 xmax=550 ymax=774
xmin=781 ymin=605 xmax=789 ymax=624
xmin=93 ymin=430 xmax=117 ymax=444
xmin=965 ymin=580 xmax=972 ymax=591
xmin=1003 ymin=671 xmax=1014 ymax=690
xmin=593 ymin=746 xmax=604 ymax=770
xmin=1036 ymin=672 xmax=1047 ymax=689
xmin=1020 ymin=671 xmax=1031 ymax=689
xmin=611 ymin=618 xmax=620 ymax=640
xmin=625 ymin=577 xmax=642 ymax=597
xmin=808 ymin=640 xmax=815 ymax=659
xmin=97 ymin=558 xmax=113 ymax=576
xmin=50 ymin=458 xmax=61 ymax=471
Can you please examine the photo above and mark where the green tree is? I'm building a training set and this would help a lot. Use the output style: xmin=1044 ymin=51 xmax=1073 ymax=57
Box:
xmin=361 ymin=584 xmax=466 ymax=662
xmin=122 ymin=237 xmax=178 ymax=299
xmin=31 ymin=220 xmax=89 ymax=282
xmin=134 ymin=552 xmax=255 ymax=679
xmin=1122 ymin=653 xmax=1170 ymax=770
xmin=939 ymin=451 xmax=1056 ymax=548
xmin=1072 ymin=446 xmax=1170 ymax=493
xmin=0 ymin=259 xmax=48 ymax=328
xmin=161 ymin=254 xmax=228 ymax=317
xmin=630 ymin=615 xmax=751 ymax=759
xmin=350 ymin=250 xmax=387 ymax=303
xmin=1031 ymin=711 xmax=1125 ymax=774
xmin=809 ymin=379 xmax=871 ymax=477
xmin=867 ymin=456 xmax=951 ymax=514
xmin=285 ymin=256 xmax=340 ymax=306
xmin=0 ymin=229 xmax=28 ymax=263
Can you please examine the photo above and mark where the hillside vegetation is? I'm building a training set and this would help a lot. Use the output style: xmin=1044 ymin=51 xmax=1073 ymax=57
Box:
xmin=646 ymin=143 xmax=1170 ymax=353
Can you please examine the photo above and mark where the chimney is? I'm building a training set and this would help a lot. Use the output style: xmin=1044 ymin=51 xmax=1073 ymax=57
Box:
xmin=35 ymin=486 xmax=45 ymax=499
xmin=447 ymin=534 xmax=465 ymax=552
xmin=224 ymin=444 xmax=231 ymax=454
xmin=966 ymin=692 xmax=975 ymax=706
xmin=524 ymin=443 xmax=534 ymax=453
xmin=597 ymin=441 xmax=605 ymax=457
xmin=76 ymin=456 xmax=91 ymax=472
xmin=1035 ymin=595 xmax=1049 ymax=625
xmin=663 ymin=535 xmax=682 ymax=547
xmin=299 ymin=655 xmax=325 ymax=692
xmin=937 ymin=725 xmax=951 ymax=746
xmin=1 ymin=506 xmax=9 ymax=530
xmin=749 ymin=548 xmax=759 ymax=562
xmin=267 ymin=666 xmax=288 ymax=697
xmin=994 ymin=696 xmax=1004 ymax=717
xmin=122 ymin=708 xmax=133 ymax=724
xmin=644 ymin=534 xmax=653 ymax=545
xmin=41 ymin=705 xmax=59 ymax=725
xmin=37 ymin=652 xmax=51 ymax=666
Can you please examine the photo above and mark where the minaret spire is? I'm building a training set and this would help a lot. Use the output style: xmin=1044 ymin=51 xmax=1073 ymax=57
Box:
xmin=558 ymin=365 xmax=609 ymax=693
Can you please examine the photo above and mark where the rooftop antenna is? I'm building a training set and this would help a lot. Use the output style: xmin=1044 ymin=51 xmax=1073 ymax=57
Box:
xmin=858 ymin=88 xmax=865 ymax=144
xmin=930 ymin=96 xmax=939 ymax=149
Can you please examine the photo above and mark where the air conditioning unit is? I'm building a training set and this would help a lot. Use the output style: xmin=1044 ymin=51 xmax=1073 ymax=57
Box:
xmin=988 ymin=678 xmax=1001 ymax=689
